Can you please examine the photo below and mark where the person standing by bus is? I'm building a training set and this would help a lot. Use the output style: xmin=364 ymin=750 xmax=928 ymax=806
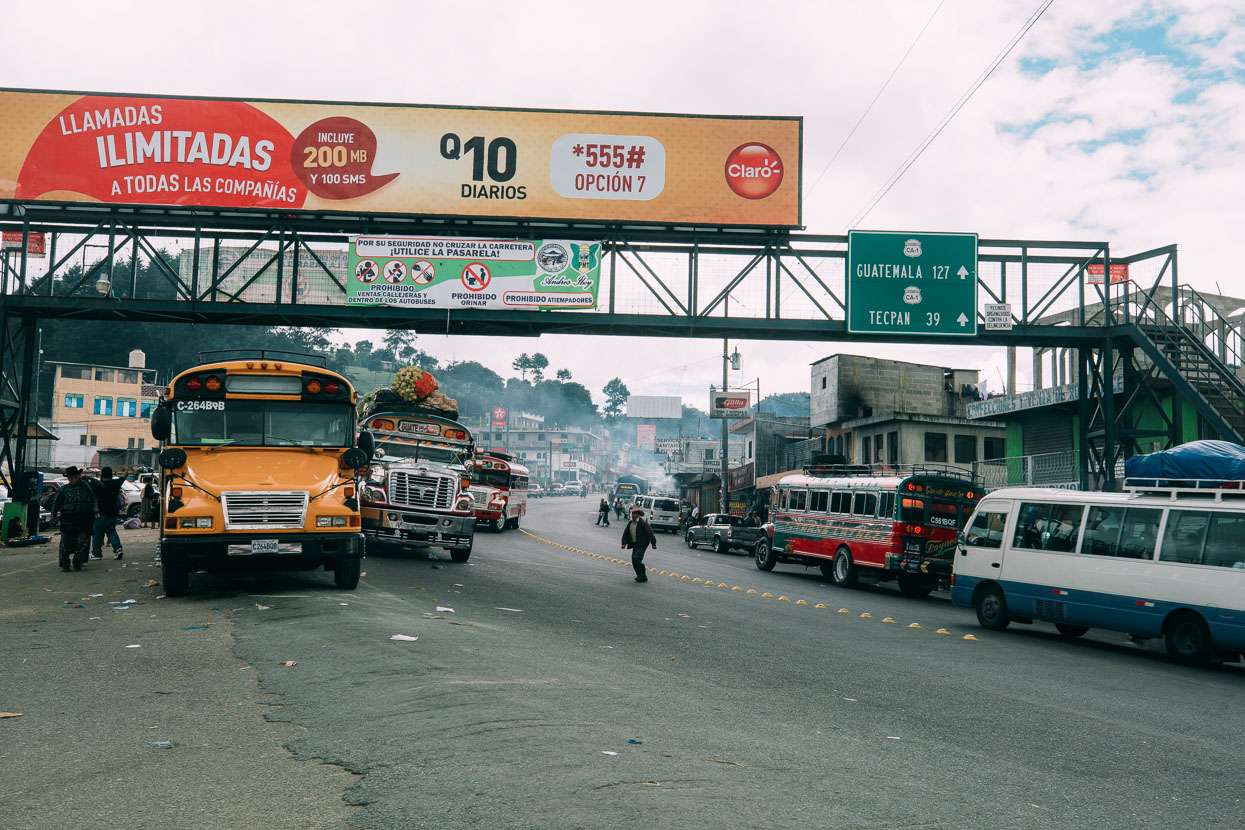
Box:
xmin=621 ymin=504 xmax=657 ymax=582
xmin=596 ymin=497 xmax=611 ymax=527
xmin=88 ymin=466 xmax=125 ymax=560
xmin=51 ymin=466 xmax=96 ymax=571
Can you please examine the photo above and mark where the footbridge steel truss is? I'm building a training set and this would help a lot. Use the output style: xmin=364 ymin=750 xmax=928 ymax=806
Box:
xmin=1 ymin=202 xmax=1238 ymax=496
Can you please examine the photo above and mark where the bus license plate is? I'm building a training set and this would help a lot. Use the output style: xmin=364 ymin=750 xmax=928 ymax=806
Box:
xmin=251 ymin=539 xmax=279 ymax=554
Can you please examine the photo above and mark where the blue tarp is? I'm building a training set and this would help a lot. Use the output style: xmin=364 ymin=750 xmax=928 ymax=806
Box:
xmin=1124 ymin=440 xmax=1245 ymax=486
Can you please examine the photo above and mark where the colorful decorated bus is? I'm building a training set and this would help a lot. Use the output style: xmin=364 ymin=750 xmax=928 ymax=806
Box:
xmin=149 ymin=352 xmax=369 ymax=596
xmin=756 ymin=466 xmax=982 ymax=596
xmin=467 ymin=452 xmax=530 ymax=532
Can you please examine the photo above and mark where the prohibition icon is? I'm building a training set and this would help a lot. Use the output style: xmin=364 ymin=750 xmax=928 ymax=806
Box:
xmin=383 ymin=260 xmax=407 ymax=284
xmin=412 ymin=260 xmax=436 ymax=285
xmin=355 ymin=259 xmax=378 ymax=283
xmin=461 ymin=262 xmax=491 ymax=291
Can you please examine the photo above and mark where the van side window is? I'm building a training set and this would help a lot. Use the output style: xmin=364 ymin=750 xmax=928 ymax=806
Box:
xmin=965 ymin=510 xmax=1007 ymax=549
xmin=1013 ymin=502 xmax=1085 ymax=552
xmin=1159 ymin=510 xmax=1209 ymax=564
xmin=1204 ymin=513 xmax=1245 ymax=569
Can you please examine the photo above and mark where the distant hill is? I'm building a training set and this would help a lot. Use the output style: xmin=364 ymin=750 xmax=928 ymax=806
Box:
xmin=756 ymin=392 xmax=810 ymax=419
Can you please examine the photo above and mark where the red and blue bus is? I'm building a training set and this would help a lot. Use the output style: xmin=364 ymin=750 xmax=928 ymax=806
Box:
xmin=755 ymin=467 xmax=982 ymax=596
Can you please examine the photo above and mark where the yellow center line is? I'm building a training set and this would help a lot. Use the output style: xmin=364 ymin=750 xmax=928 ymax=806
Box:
xmin=517 ymin=529 xmax=971 ymax=639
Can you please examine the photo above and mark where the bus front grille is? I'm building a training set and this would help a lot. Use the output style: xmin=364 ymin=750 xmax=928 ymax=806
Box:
xmin=389 ymin=472 xmax=453 ymax=510
xmin=222 ymin=491 xmax=309 ymax=530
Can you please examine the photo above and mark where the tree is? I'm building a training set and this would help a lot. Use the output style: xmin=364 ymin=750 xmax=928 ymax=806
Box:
xmin=529 ymin=352 xmax=549 ymax=383
xmin=602 ymin=377 xmax=629 ymax=417
xmin=512 ymin=353 xmax=532 ymax=381
xmin=555 ymin=368 xmax=572 ymax=382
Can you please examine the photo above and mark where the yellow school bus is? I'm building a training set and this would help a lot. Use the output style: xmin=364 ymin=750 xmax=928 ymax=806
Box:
xmin=150 ymin=352 xmax=371 ymax=596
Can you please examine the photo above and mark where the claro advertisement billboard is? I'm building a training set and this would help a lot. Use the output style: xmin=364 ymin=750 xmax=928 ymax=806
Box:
xmin=0 ymin=89 xmax=802 ymax=228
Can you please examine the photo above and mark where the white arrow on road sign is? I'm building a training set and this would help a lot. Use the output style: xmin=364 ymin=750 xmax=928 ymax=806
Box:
xmin=957 ymin=313 xmax=968 ymax=326
xmin=957 ymin=266 xmax=969 ymax=279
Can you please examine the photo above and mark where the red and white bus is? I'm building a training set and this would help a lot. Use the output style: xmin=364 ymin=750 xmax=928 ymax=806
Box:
xmin=467 ymin=452 xmax=530 ymax=532
xmin=755 ymin=466 xmax=982 ymax=596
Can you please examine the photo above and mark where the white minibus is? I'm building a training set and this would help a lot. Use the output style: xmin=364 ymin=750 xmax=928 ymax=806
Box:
xmin=952 ymin=484 xmax=1245 ymax=666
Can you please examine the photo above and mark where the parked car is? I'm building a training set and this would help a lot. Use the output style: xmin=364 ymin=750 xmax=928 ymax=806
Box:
xmin=529 ymin=483 xmax=545 ymax=498
xmin=685 ymin=513 xmax=768 ymax=554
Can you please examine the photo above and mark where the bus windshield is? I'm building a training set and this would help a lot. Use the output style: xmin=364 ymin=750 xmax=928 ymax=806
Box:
xmin=172 ymin=401 xmax=354 ymax=447
xmin=373 ymin=439 xmax=466 ymax=467
xmin=473 ymin=469 xmax=510 ymax=488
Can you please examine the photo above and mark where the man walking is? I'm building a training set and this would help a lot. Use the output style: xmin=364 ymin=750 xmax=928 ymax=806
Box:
xmin=51 ymin=466 xmax=96 ymax=571
xmin=596 ymin=497 xmax=611 ymax=527
xmin=620 ymin=504 xmax=657 ymax=582
xmin=88 ymin=466 xmax=125 ymax=560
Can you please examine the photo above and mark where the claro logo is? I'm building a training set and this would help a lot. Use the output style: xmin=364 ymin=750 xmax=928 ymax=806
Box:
xmin=724 ymin=143 xmax=783 ymax=200
xmin=717 ymin=397 xmax=749 ymax=409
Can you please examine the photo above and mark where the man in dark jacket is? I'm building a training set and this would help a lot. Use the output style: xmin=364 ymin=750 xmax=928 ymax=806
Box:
xmin=89 ymin=466 xmax=125 ymax=560
xmin=620 ymin=504 xmax=657 ymax=582
xmin=51 ymin=466 xmax=96 ymax=571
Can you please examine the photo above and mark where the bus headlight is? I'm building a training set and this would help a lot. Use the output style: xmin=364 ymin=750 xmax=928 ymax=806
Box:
xmin=362 ymin=485 xmax=386 ymax=502
xmin=179 ymin=517 xmax=213 ymax=529
xmin=316 ymin=516 xmax=349 ymax=527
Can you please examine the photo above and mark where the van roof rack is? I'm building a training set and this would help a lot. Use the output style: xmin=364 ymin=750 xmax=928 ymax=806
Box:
xmin=197 ymin=349 xmax=328 ymax=368
xmin=1123 ymin=476 xmax=1245 ymax=501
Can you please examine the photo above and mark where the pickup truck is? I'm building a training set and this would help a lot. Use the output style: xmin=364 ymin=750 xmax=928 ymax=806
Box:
xmin=685 ymin=513 xmax=768 ymax=555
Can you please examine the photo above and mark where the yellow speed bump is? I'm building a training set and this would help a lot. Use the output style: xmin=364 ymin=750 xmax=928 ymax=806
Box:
xmin=963 ymin=634 xmax=978 ymax=640
xmin=838 ymin=608 xmax=850 ymax=614
xmin=777 ymin=596 xmax=791 ymax=602
xmin=908 ymin=623 xmax=922 ymax=629
xmin=732 ymin=586 xmax=743 ymax=591
xmin=795 ymin=600 xmax=808 ymax=605
xmin=681 ymin=575 xmax=691 ymax=580
xmin=882 ymin=617 xmax=896 ymax=623
xmin=860 ymin=613 xmax=873 ymax=618
xmin=693 ymin=578 xmax=703 ymax=583
xmin=746 ymin=589 xmax=758 ymax=595
xmin=814 ymin=604 xmax=828 ymax=609
xmin=936 ymin=629 xmax=952 ymax=635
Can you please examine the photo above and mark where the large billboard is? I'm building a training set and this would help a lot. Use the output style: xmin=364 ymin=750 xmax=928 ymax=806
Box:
xmin=0 ymin=89 xmax=801 ymax=227
xmin=625 ymin=395 xmax=682 ymax=420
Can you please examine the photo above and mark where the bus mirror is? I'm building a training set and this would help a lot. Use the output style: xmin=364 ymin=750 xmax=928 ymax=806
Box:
xmin=151 ymin=406 xmax=171 ymax=441
xmin=342 ymin=448 xmax=369 ymax=470
xmin=158 ymin=448 xmax=187 ymax=470
xmin=356 ymin=430 xmax=375 ymax=462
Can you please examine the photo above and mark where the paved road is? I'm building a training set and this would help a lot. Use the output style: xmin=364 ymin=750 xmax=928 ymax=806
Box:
xmin=4 ymin=497 xmax=1243 ymax=829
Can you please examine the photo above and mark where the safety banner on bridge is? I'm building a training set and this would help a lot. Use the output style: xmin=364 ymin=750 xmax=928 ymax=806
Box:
xmin=0 ymin=89 xmax=801 ymax=227
xmin=347 ymin=236 xmax=601 ymax=310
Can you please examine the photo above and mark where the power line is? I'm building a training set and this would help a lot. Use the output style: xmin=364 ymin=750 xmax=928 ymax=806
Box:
xmin=843 ymin=0 xmax=1056 ymax=231
xmin=804 ymin=0 xmax=947 ymax=201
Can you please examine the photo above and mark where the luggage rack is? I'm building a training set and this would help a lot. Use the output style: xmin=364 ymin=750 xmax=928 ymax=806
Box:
xmin=1123 ymin=477 xmax=1245 ymax=502
xmin=801 ymin=462 xmax=981 ymax=484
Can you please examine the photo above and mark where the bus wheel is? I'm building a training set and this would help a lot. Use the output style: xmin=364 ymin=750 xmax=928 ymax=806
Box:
xmin=754 ymin=539 xmax=776 ymax=571
xmin=450 ymin=545 xmax=472 ymax=563
xmin=831 ymin=547 xmax=858 ymax=588
xmin=334 ymin=557 xmax=361 ymax=590
xmin=163 ymin=559 xmax=190 ymax=597
xmin=1165 ymin=612 xmax=1213 ymax=666
xmin=896 ymin=573 xmax=933 ymax=597
xmin=974 ymin=584 xmax=1010 ymax=630
xmin=1055 ymin=623 xmax=1089 ymax=639
xmin=490 ymin=518 xmax=505 ymax=533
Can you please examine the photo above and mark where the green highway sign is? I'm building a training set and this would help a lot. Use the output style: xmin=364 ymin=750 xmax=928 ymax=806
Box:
xmin=847 ymin=230 xmax=978 ymax=336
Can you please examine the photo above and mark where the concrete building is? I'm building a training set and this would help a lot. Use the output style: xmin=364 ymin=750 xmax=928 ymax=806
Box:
xmin=49 ymin=350 xmax=160 ymax=469
xmin=477 ymin=421 xmax=607 ymax=488
xmin=809 ymin=354 xmax=1004 ymax=475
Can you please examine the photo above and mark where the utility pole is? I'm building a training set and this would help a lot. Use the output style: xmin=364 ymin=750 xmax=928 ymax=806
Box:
xmin=721 ymin=338 xmax=729 ymax=514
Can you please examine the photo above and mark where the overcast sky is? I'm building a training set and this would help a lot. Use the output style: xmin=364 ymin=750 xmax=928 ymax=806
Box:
xmin=8 ymin=0 xmax=1244 ymax=409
